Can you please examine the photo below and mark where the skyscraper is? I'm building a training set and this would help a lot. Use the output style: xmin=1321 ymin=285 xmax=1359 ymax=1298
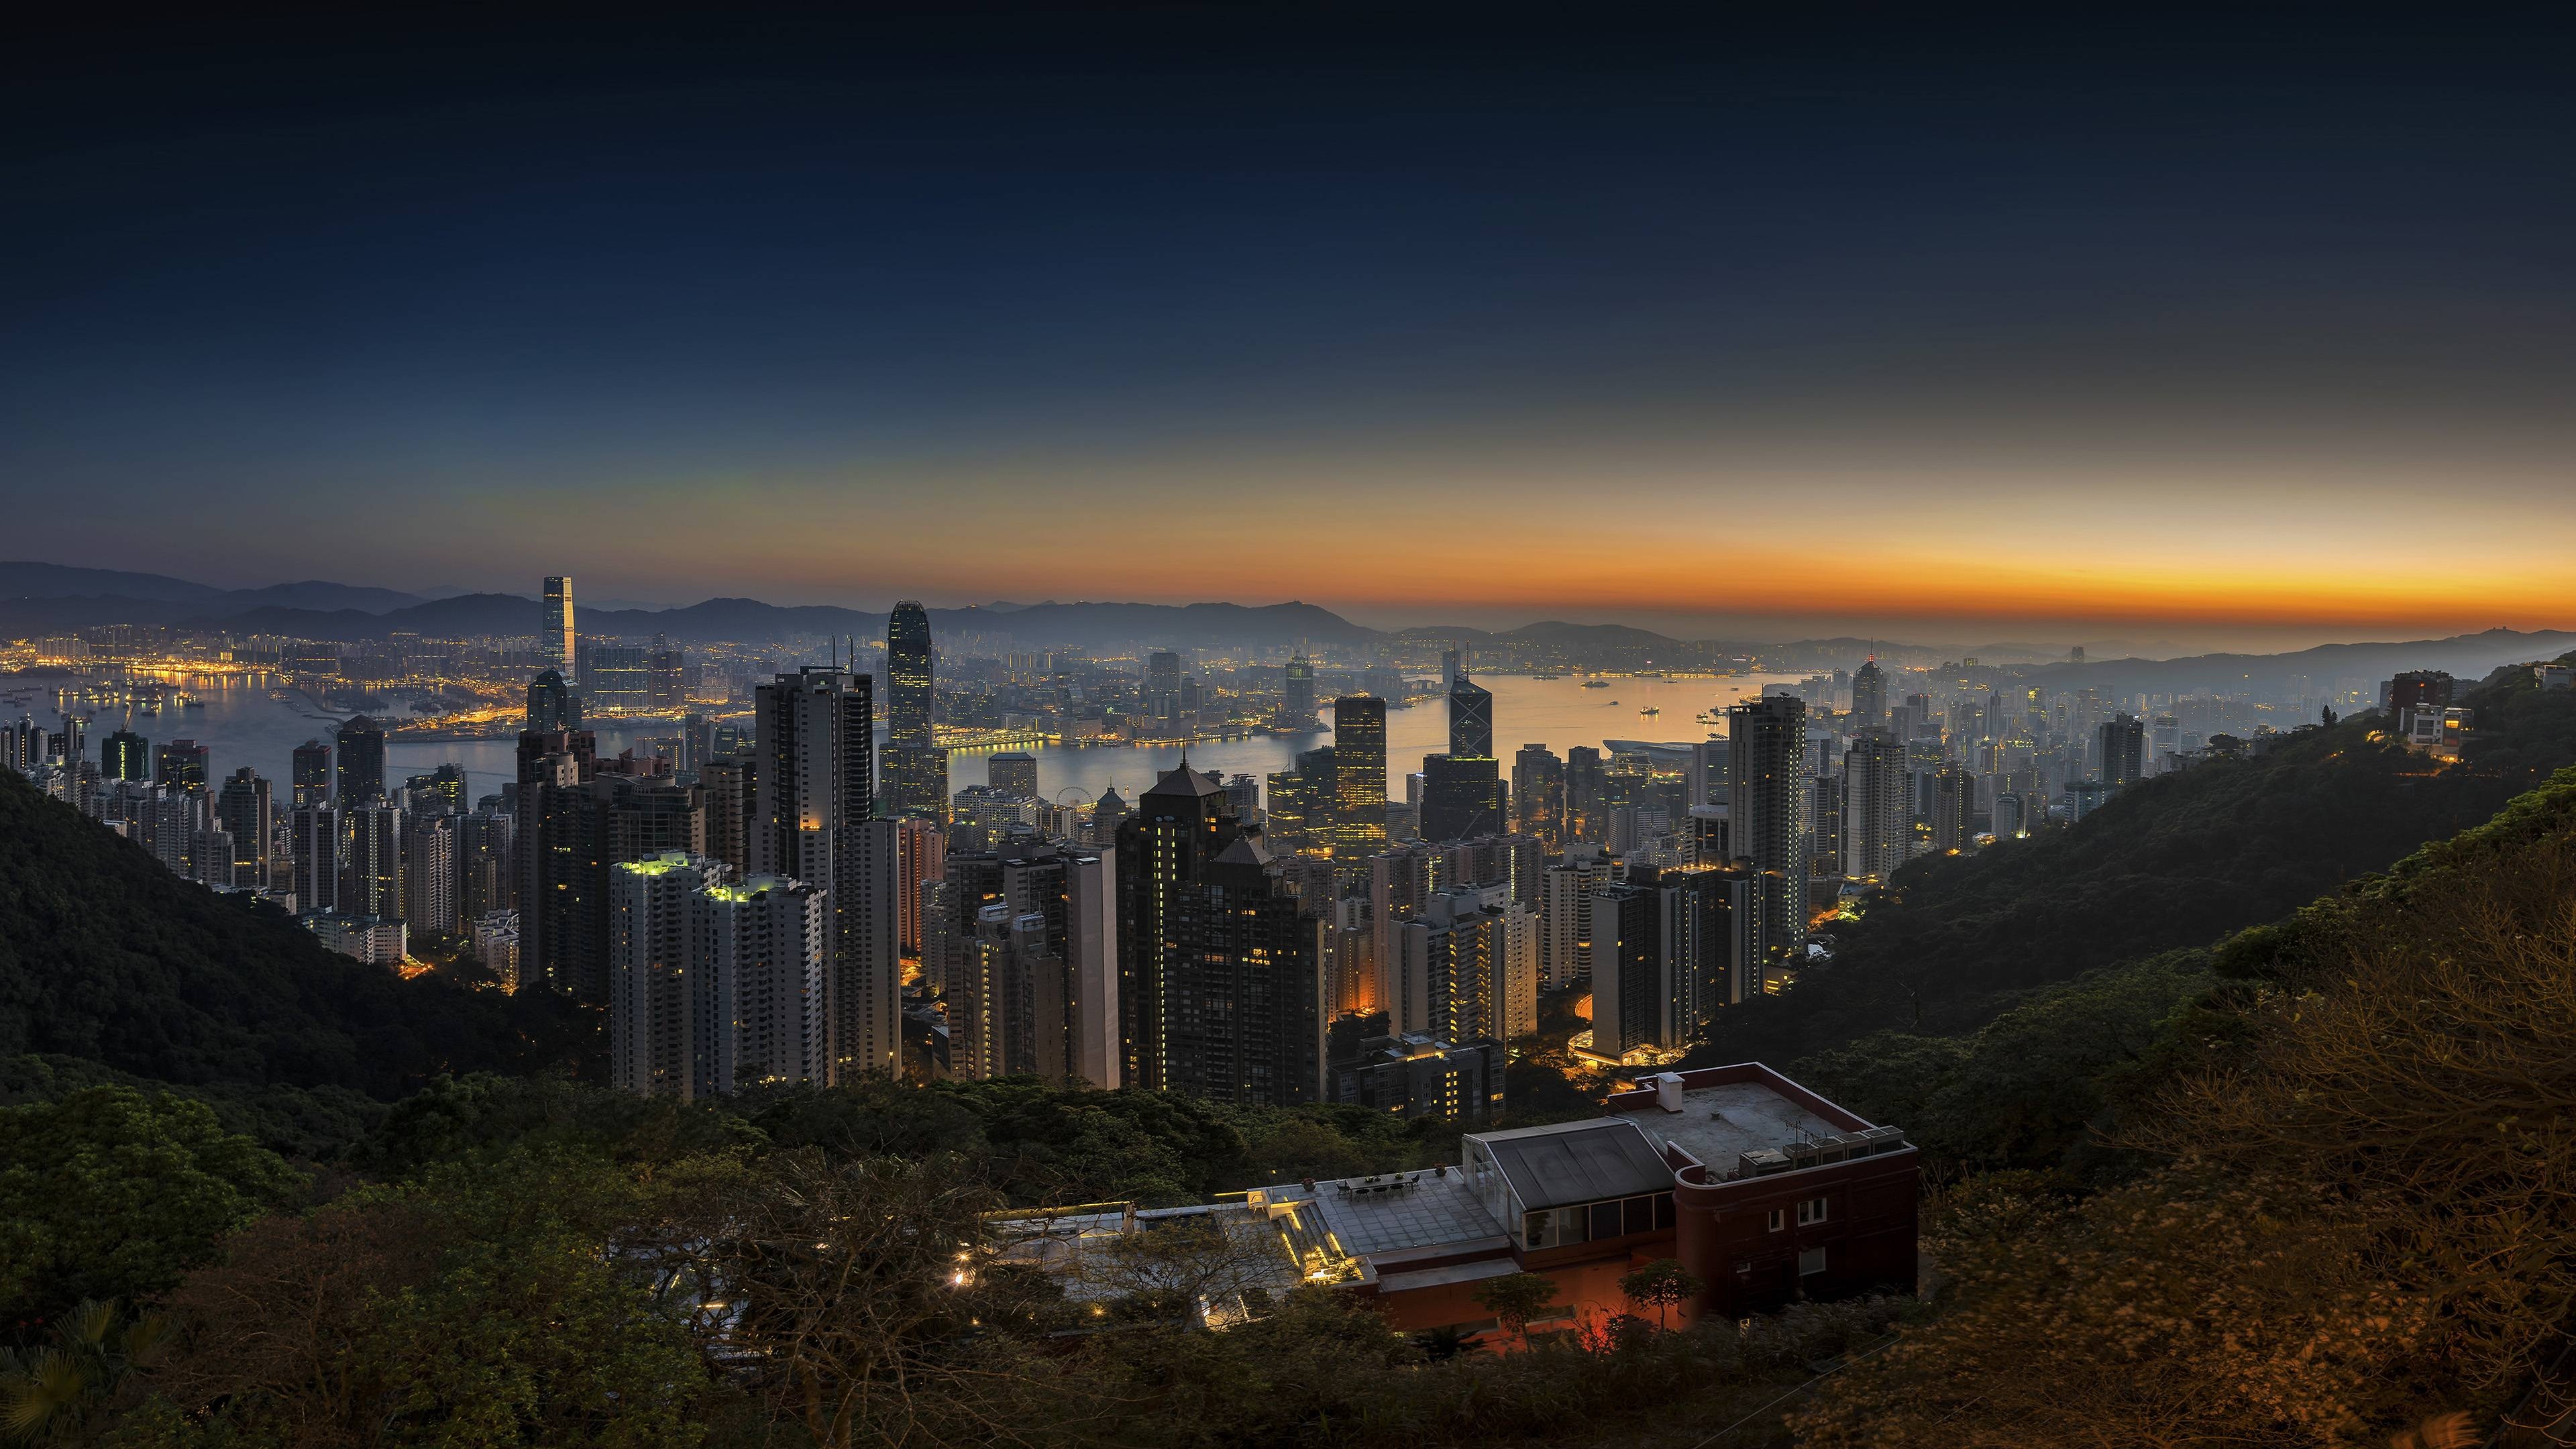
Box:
xmin=1328 ymin=695 xmax=1388 ymax=859
xmin=883 ymin=600 xmax=948 ymax=823
xmin=1281 ymin=651 xmax=1317 ymax=727
xmin=153 ymin=739 xmax=209 ymax=794
xmin=2098 ymin=714 xmax=2145 ymax=788
xmin=752 ymin=667 xmax=899 ymax=1082
xmin=697 ymin=871 xmax=829 ymax=1093
xmin=608 ymin=853 xmax=722 ymax=1099
xmin=1143 ymin=651 xmax=1184 ymax=735
xmin=1931 ymin=765 xmax=1978 ymax=853
xmin=988 ymin=751 xmax=1039 ymax=799
xmin=542 ymin=576 xmax=576 ymax=684
xmin=1841 ymin=729 xmax=1909 ymax=881
xmin=1114 ymin=762 xmax=1320 ymax=1102
xmin=1727 ymin=694 xmax=1809 ymax=975
xmin=101 ymin=729 xmax=147 ymax=783
xmin=291 ymin=738 xmax=330 ymax=809
xmin=1512 ymin=743 xmax=1564 ymax=850
xmin=335 ymin=716 xmax=386 ymax=804
xmin=213 ymin=767 xmax=272 ymax=890
xmin=894 ymin=814 xmax=945 ymax=961
xmin=1421 ymin=663 xmax=1503 ymax=843
xmin=526 ymin=669 xmax=578 ymax=731
xmin=338 ymin=802 xmax=405 ymax=921
xmin=1851 ymin=657 xmax=1888 ymax=727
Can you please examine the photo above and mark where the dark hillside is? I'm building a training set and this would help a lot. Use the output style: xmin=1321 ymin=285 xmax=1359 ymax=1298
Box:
xmin=1692 ymin=662 xmax=2576 ymax=1065
xmin=0 ymin=771 xmax=584 ymax=1097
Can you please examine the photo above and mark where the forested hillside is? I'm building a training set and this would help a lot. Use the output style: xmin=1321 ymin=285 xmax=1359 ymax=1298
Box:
xmin=0 ymin=771 xmax=585 ymax=1100
xmin=1690 ymin=663 xmax=2576 ymax=1071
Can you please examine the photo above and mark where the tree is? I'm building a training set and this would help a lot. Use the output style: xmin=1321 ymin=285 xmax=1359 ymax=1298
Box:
xmin=1618 ymin=1258 xmax=1704 ymax=1332
xmin=0 ymin=1300 xmax=165 ymax=1444
xmin=1470 ymin=1273 xmax=1562 ymax=1341
xmin=0 ymin=1087 xmax=302 ymax=1324
xmin=112 ymin=1148 xmax=719 ymax=1449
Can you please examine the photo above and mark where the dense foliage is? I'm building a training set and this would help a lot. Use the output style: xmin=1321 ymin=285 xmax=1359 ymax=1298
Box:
xmin=1795 ymin=762 xmax=2576 ymax=1445
xmin=0 ymin=771 xmax=587 ymax=1099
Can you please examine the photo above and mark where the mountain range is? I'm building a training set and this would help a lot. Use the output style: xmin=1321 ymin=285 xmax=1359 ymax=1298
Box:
xmin=3 ymin=562 xmax=2570 ymax=687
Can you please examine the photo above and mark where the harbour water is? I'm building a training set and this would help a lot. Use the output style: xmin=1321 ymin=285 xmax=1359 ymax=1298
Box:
xmin=27 ymin=670 xmax=1800 ymax=809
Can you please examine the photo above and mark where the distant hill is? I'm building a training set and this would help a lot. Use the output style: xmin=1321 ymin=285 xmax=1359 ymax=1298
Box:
xmin=2019 ymin=627 xmax=2576 ymax=697
xmin=1684 ymin=658 xmax=2576 ymax=1069
xmin=0 ymin=769 xmax=584 ymax=1097
xmin=0 ymin=562 xmax=225 ymax=605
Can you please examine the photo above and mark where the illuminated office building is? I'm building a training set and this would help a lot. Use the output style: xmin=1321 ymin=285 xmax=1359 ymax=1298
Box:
xmin=1328 ymin=695 xmax=1388 ymax=859
xmin=883 ymin=600 xmax=949 ymax=823
xmin=542 ymin=576 xmax=576 ymax=683
xmin=1512 ymin=743 xmax=1564 ymax=850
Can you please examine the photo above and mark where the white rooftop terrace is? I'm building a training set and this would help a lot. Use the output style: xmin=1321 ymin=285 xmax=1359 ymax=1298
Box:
xmin=1623 ymin=1080 xmax=1843 ymax=1170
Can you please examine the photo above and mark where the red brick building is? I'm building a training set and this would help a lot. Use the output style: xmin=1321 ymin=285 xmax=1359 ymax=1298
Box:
xmin=1244 ymin=1061 xmax=1920 ymax=1338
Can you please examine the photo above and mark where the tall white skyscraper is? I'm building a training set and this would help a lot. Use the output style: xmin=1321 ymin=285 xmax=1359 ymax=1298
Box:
xmin=542 ymin=576 xmax=576 ymax=684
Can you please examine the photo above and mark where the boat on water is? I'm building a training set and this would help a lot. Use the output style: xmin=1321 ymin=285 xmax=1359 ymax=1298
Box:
xmin=1607 ymin=699 xmax=1620 ymax=706
xmin=1581 ymin=679 xmax=1610 ymax=689
xmin=1640 ymin=705 xmax=1660 ymax=716
xmin=1531 ymin=672 xmax=1562 ymax=680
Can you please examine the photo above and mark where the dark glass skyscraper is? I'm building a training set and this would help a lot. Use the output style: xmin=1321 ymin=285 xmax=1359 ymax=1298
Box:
xmin=291 ymin=738 xmax=331 ymax=810
xmin=526 ymin=669 xmax=578 ymax=731
xmin=101 ymin=729 xmax=148 ymax=782
xmin=1423 ymin=662 xmax=1502 ymax=841
xmin=1114 ymin=762 xmax=1321 ymax=1104
xmin=1727 ymin=694 xmax=1809 ymax=979
xmin=335 ymin=716 xmax=386 ymax=804
xmin=883 ymin=600 xmax=948 ymax=823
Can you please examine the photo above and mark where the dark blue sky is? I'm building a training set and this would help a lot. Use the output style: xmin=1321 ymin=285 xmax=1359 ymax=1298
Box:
xmin=7 ymin=7 xmax=2573 ymax=645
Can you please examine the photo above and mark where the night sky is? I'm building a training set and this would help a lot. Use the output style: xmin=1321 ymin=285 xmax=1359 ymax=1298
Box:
xmin=7 ymin=8 xmax=2574 ymax=648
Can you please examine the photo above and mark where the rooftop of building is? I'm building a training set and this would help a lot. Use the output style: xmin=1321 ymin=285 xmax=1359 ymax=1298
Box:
xmin=1467 ymin=1117 xmax=1674 ymax=1211
xmin=1256 ymin=1168 xmax=1505 ymax=1258
xmin=1605 ymin=1065 xmax=1909 ymax=1181
xmin=1622 ymin=1081 xmax=1841 ymax=1171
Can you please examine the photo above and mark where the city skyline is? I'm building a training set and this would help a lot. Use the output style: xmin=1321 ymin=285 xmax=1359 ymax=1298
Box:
xmin=8 ymin=11 xmax=2575 ymax=651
